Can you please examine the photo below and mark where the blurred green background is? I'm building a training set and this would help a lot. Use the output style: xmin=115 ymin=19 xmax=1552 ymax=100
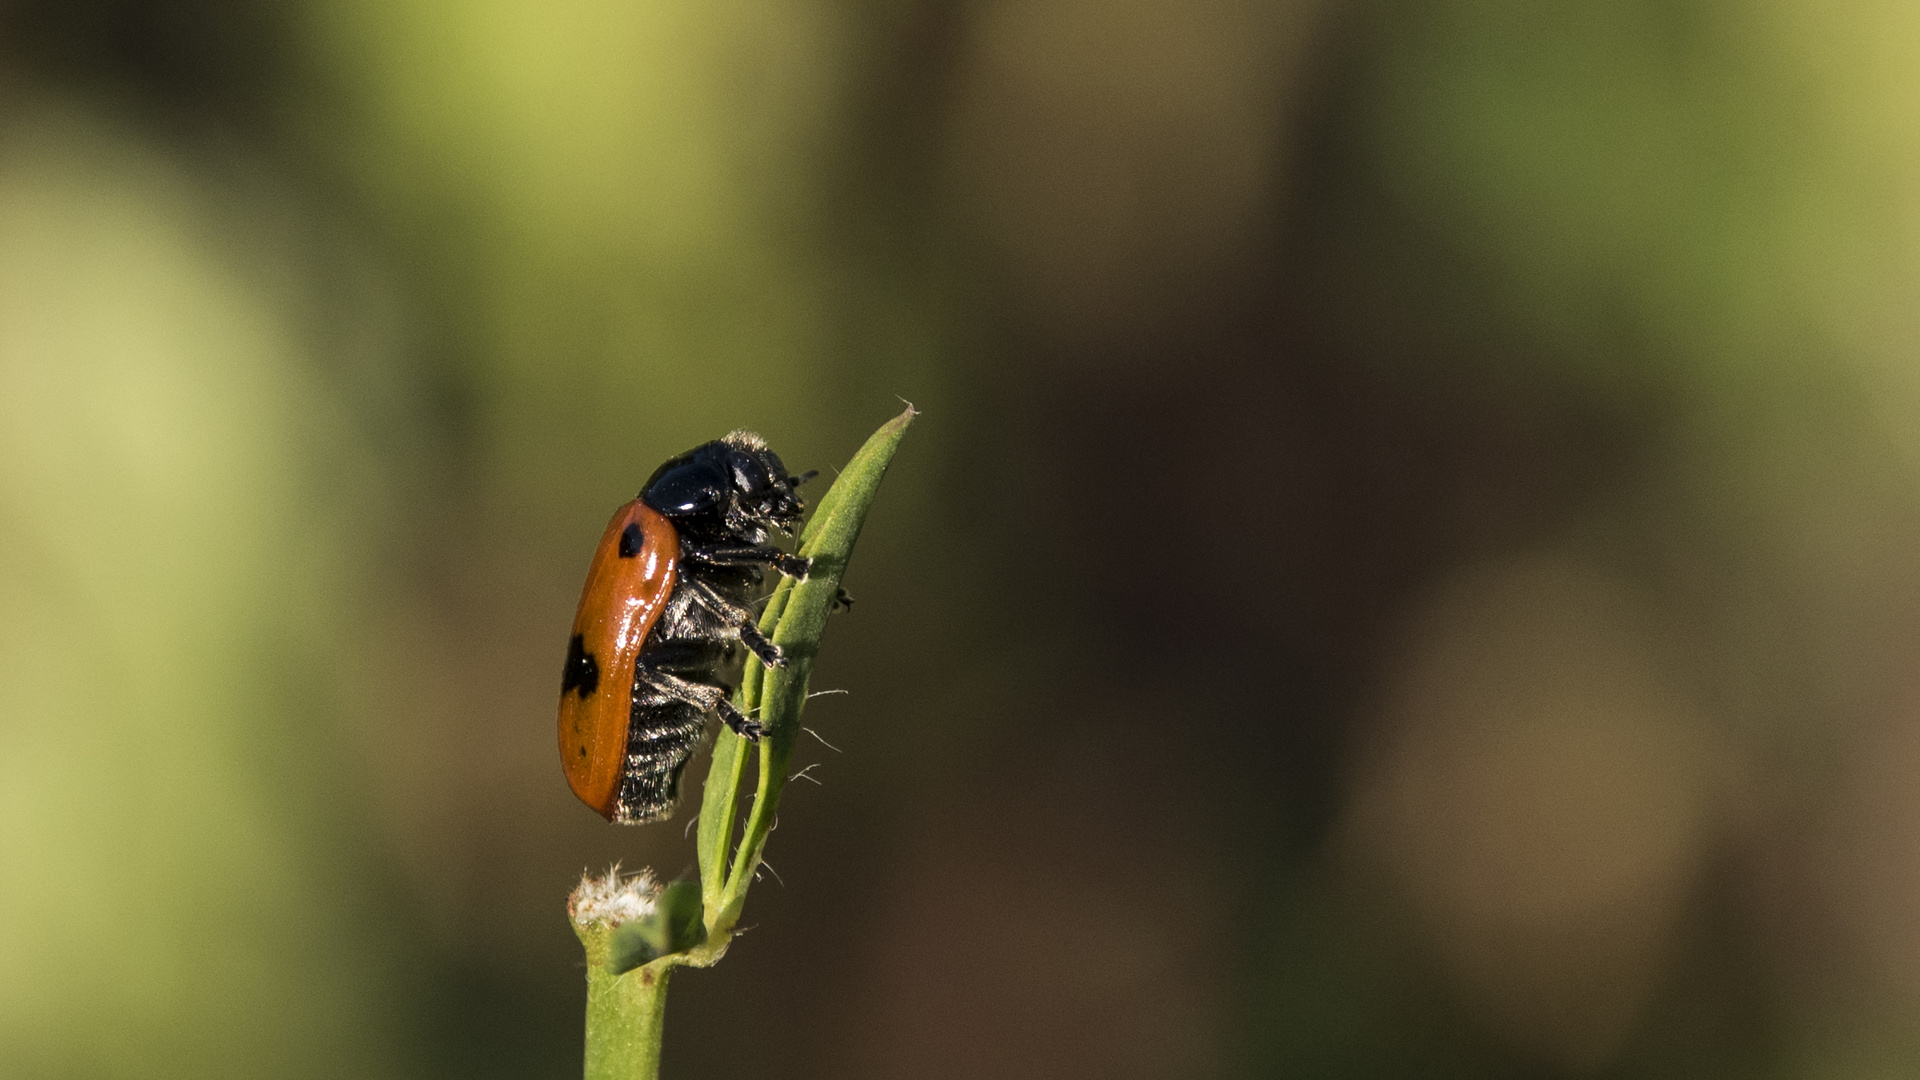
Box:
xmin=6 ymin=0 xmax=1920 ymax=1077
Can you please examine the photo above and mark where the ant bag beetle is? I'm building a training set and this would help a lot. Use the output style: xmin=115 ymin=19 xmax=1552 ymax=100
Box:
xmin=558 ymin=431 xmax=815 ymax=823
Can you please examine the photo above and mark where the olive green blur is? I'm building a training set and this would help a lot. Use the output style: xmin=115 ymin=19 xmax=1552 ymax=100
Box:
xmin=5 ymin=1 xmax=1920 ymax=1078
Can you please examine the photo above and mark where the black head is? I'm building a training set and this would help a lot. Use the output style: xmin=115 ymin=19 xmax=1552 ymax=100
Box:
xmin=639 ymin=431 xmax=807 ymax=541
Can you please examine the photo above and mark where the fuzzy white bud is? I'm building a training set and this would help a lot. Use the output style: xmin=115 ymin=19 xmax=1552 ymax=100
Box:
xmin=568 ymin=865 xmax=660 ymax=928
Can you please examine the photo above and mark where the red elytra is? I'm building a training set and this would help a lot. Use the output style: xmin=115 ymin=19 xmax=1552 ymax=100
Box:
xmin=557 ymin=500 xmax=680 ymax=818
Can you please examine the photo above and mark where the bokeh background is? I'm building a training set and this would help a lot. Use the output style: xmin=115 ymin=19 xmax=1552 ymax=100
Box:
xmin=6 ymin=0 xmax=1920 ymax=1077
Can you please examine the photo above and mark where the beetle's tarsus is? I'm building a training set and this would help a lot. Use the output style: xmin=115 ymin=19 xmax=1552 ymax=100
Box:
xmin=718 ymin=698 xmax=765 ymax=741
xmin=739 ymin=620 xmax=786 ymax=669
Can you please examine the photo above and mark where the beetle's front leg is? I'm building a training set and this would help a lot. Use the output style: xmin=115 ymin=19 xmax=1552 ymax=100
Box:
xmin=682 ymin=541 xmax=811 ymax=581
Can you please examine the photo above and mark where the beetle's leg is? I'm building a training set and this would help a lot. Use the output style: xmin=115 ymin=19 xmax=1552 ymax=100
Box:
xmin=833 ymin=587 xmax=853 ymax=612
xmin=683 ymin=542 xmax=811 ymax=581
xmin=715 ymin=698 xmax=765 ymax=741
xmin=738 ymin=619 xmax=785 ymax=669
xmin=635 ymin=659 xmax=763 ymax=741
xmin=634 ymin=667 xmax=727 ymax=711
xmin=671 ymin=574 xmax=788 ymax=667
xmin=667 ymin=575 xmax=741 ymax=625
xmin=675 ymin=576 xmax=761 ymax=636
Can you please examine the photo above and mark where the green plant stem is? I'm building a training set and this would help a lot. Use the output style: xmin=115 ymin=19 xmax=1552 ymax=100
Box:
xmin=577 ymin=923 xmax=673 ymax=1080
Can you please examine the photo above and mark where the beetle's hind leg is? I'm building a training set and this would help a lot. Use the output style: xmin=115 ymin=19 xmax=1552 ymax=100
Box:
xmin=633 ymin=664 xmax=764 ymax=741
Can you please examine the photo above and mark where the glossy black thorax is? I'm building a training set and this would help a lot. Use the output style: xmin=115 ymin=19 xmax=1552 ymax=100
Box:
xmin=639 ymin=430 xmax=805 ymax=546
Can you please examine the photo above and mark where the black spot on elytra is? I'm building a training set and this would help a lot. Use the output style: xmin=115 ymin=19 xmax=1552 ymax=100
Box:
xmin=618 ymin=522 xmax=643 ymax=558
xmin=562 ymin=634 xmax=600 ymax=698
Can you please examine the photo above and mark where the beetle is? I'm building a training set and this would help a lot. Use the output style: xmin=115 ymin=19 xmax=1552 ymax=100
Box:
xmin=558 ymin=430 xmax=815 ymax=823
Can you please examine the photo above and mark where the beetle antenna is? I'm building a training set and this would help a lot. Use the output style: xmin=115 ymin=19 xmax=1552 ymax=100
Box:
xmin=789 ymin=469 xmax=819 ymax=488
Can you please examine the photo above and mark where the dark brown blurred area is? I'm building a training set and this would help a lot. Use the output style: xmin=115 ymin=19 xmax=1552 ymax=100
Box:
xmin=7 ymin=1 xmax=1920 ymax=1078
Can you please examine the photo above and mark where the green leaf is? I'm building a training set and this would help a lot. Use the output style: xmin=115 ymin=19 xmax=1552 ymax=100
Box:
xmin=697 ymin=404 xmax=916 ymax=934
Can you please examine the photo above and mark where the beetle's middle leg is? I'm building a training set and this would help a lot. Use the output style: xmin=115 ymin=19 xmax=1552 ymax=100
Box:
xmin=678 ymin=577 xmax=787 ymax=669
